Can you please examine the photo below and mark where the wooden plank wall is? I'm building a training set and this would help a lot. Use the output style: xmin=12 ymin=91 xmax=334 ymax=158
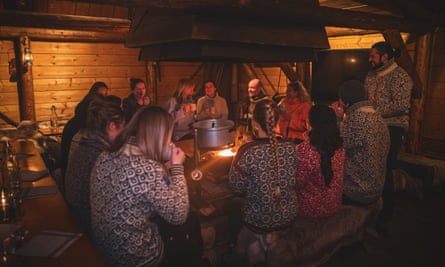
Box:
xmin=0 ymin=41 xmax=146 ymax=125
xmin=422 ymin=27 xmax=445 ymax=159
xmin=1 ymin=46 xmax=288 ymax=127
xmin=31 ymin=41 xmax=145 ymax=122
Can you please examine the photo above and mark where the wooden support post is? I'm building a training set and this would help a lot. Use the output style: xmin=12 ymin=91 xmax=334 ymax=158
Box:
xmin=279 ymin=63 xmax=298 ymax=82
xmin=14 ymin=34 xmax=36 ymax=121
xmin=304 ymin=62 xmax=312 ymax=93
xmin=406 ymin=33 xmax=432 ymax=154
xmin=231 ymin=63 xmax=238 ymax=103
xmin=146 ymin=61 xmax=158 ymax=105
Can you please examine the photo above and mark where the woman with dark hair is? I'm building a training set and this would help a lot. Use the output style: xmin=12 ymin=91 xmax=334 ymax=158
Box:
xmin=64 ymin=97 xmax=125 ymax=235
xmin=122 ymin=78 xmax=150 ymax=123
xmin=276 ymin=80 xmax=312 ymax=143
xmin=297 ymin=104 xmax=345 ymax=218
xmin=90 ymin=106 xmax=189 ymax=267
xmin=74 ymin=81 xmax=109 ymax=121
xmin=196 ymin=80 xmax=229 ymax=121
xmin=295 ymin=104 xmax=345 ymax=218
xmin=60 ymin=81 xmax=109 ymax=184
xmin=229 ymin=99 xmax=298 ymax=266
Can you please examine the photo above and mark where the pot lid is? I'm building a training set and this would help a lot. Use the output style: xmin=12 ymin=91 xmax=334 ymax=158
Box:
xmin=193 ymin=119 xmax=234 ymax=129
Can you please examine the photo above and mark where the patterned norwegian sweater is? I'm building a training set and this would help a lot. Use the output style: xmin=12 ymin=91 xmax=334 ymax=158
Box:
xmin=364 ymin=58 xmax=413 ymax=131
xmin=64 ymin=129 xmax=109 ymax=234
xmin=196 ymin=93 xmax=229 ymax=120
xmin=296 ymin=141 xmax=345 ymax=218
xmin=90 ymin=142 xmax=189 ymax=267
xmin=341 ymin=101 xmax=390 ymax=204
xmin=229 ymin=138 xmax=298 ymax=232
xmin=163 ymin=97 xmax=196 ymax=141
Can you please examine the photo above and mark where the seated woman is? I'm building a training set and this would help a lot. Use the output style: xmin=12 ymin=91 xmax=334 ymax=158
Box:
xmin=295 ymin=104 xmax=345 ymax=218
xmin=90 ymin=106 xmax=189 ymax=267
xmin=196 ymin=80 xmax=229 ymax=121
xmin=61 ymin=82 xmax=109 ymax=185
xmin=64 ymin=97 xmax=125 ymax=235
xmin=122 ymin=78 xmax=150 ymax=123
xmin=163 ymin=78 xmax=196 ymax=141
xmin=229 ymin=99 xmax=298 ymax=267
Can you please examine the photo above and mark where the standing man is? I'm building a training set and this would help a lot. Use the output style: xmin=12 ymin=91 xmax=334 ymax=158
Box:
xmin=196 ymin=80 xmax=229 ymax=121
xmin=241 ymin=78 xmax=269 ymax=133
xmin=364 ymin=41 xmax=413 ymax=232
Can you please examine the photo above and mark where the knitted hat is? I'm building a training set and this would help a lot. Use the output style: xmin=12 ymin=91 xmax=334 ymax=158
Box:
xmin=338 ymin=80 xmax=367 ymax=106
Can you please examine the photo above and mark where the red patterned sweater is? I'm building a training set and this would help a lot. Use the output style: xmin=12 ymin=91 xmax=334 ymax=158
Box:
xmin=296 ymin=141 xmax=345 ymax=218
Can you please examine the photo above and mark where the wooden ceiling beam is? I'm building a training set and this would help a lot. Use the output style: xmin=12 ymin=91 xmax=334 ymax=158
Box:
xmin=352 ymin=0 xmax=432 ymax=20
xmin=0 ymin=26 xmax=126 ymax=42
xmin=0 ymin=10 xmax=130 ymax=34
xmin=68 ymin=0 xmax=274 ymax=9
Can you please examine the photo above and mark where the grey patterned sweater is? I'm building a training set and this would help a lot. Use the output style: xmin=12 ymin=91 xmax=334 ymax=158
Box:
xmin=341 ymin=101 xmax=390 ymax=204
xmin=90 ymin=142 xmax=189 ymax=267
xmin=364 ymin=58 xmax=413 ymax=131
xmin=64 ymin=129 xmax=109 ymax=234
xmin=229 ymin=139 xmax=298 ymax=232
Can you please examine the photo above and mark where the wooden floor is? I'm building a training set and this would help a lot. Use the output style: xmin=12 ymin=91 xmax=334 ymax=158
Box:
xmin=322 ymin=190 xmax=445 ymax=267
xmin=323 ymin=153 xmax=445 ymax=267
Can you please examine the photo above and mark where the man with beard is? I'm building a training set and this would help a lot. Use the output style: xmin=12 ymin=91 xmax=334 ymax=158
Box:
xmin=364 ymin=41 xmax=413 ymax=233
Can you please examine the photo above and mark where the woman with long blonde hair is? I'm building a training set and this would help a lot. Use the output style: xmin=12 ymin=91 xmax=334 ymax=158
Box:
xmin=90 ymin=106 xmax=189 ymax=267
xmin=163 ymin=78 xmax=196 ymax=141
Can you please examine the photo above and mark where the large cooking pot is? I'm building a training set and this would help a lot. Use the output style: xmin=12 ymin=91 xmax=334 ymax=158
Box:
xmin=192 ymin=119 xmax=236 ymax=149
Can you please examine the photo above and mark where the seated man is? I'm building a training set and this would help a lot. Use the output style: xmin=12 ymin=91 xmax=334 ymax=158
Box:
xmin=338 ymin=80 xmax=390 ymax=205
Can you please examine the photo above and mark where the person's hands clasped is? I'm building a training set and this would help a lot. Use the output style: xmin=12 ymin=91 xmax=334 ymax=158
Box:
xmin=170 ymin=144 xmax=186 ymax=165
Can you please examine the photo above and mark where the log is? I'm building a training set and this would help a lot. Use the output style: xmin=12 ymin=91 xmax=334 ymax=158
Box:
xmin=0 ymin=10 xmax=130 ymax=37
xmin=15 ymin=35 xmax=36 ymax=121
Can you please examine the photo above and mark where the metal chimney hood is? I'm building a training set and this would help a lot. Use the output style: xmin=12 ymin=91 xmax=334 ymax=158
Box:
xmin=126 ymin=8 xmax=330 ymax=62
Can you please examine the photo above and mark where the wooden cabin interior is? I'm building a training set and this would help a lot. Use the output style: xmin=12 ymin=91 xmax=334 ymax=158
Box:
xmin=1 ymin=0 xmax=445 ymax=159
xmin=1 ymin=0 xmax=445 ymax=266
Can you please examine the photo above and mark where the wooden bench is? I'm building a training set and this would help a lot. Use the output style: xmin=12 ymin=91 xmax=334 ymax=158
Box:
xmin=265 ymin=204 xmax=380 ymax=267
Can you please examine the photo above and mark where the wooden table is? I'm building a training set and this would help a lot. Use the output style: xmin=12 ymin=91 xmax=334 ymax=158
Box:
xmin=4 ymin=139 xmax=104 ymax=267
